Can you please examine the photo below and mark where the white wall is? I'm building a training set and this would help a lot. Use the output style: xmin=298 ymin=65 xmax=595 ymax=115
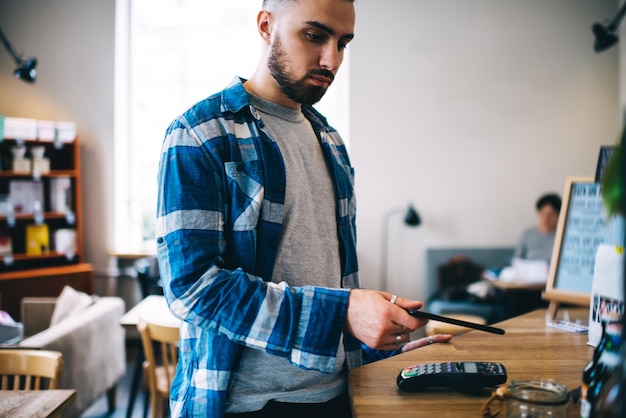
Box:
xmin=0 ymin=0 xmax=116 ymax=275
xmin=350 ymin=0 xmax=620 ymax=300
xmin=0 ymin=1 xmax=621 ymax=302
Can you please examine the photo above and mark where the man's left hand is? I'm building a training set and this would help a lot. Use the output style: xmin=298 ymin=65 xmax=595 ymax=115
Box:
xmin=400 ymin=333 xmax=453 ymax=352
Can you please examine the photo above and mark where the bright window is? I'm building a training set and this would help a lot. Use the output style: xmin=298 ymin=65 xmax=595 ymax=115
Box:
xmin=114 ymin=0 xmax=350 ymax=254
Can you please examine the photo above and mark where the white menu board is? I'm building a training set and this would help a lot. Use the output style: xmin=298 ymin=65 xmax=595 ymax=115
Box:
xmin=545 ymin=177 xmax=624 ymax=310
xmin=554 ymin=181 xmax=606 ymax=293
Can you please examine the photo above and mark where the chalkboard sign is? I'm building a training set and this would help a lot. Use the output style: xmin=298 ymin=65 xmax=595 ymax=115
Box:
xmin=544 ymin=177 xmax=613 ymax=317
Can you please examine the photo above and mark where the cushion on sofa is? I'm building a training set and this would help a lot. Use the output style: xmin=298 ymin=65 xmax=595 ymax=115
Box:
xmin=50 ymin=285 xmax=95 ymax=327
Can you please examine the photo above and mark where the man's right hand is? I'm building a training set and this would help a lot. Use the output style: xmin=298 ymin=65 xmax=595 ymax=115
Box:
xmin=344 ymin=289 xmax=429 ymax=350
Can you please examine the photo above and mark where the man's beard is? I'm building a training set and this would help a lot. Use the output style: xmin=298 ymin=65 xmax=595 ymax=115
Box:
xmin=267 ymin=37 xmax=334 ymax=105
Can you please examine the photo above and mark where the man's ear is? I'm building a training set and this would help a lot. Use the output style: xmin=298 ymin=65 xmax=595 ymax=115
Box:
xmin=257 ymin=10 xmax=272 ymax=41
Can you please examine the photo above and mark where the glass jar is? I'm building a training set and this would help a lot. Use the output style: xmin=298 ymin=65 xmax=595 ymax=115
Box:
xmin=506 ymin=380 xmax=569 ymax=418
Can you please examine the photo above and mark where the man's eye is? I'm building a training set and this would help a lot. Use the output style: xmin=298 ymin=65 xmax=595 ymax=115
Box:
xmin=338 ymin=42 xmax=349 ymax=51
xmin=306 ymin=32 xmax=324 ymax=43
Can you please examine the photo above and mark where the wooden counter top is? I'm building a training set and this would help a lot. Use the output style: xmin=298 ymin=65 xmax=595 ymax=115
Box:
xmin=349 ymin=309 xmax=592 ymax=417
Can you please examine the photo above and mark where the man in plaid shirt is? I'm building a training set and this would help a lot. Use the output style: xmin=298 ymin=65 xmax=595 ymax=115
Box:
xmin=156 ymin=0 xmax=450 ymax=416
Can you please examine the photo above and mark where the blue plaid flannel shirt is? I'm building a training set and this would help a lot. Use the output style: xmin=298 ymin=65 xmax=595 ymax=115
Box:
xmin=155 ymin=77 xmax=382 ymax=417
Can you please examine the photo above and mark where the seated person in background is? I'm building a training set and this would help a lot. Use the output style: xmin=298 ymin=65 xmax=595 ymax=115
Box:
xmin=515 ymin=193 xmax=562 ymax=262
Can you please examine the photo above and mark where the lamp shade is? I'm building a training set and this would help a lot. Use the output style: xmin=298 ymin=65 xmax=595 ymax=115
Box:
xmin=592 ymin=1 xmax=626 ymax=53
xmin=0 ymin=27 xmax=37 ymax=83
xmin=592 ymin=23 xmax=619 ymax=53
xmin=14 ymin=57 xmax=37 ymax=83
xmin=404 ymin=206 xmax=421 ymax=227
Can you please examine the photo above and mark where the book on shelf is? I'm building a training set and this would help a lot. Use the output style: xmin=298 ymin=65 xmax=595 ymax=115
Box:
xmin=8 ymin=180 xmax=44 ymax=214
xmin=49 ymin=177 xmax=72 ymax=213
xmin=54 ymin=228 xmax=76 ymax=256
xmin=0 ymin=117 xmax=38 ymax=140
xmin=0 ymin=225 xmax=11 ymax=255
xmin=26 ymin=223 xmax=49 ymax=255
xmin=0 ymin=116 xmax=76 ymax=142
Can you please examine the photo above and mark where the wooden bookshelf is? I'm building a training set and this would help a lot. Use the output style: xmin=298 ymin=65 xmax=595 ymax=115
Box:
xmin=0 ymin=263 xmax=94 ymax=321
xmin=0 ymin=136 xmax=92 ymax=320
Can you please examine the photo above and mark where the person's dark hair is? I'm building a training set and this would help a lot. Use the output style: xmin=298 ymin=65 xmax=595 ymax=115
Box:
xmin=536 ymin=193 xmax=562 ymax=213
xmin=263 ymin=0 xmax=354 ymax=6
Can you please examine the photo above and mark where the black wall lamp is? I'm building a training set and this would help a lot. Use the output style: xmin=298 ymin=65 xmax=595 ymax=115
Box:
xmin=380 ymin=203 xmax=421 ymax=291
xmin=592 ymin=1 xmax=626 ymax=53
xmin=0 ymin=26 xmax=37 ymax=83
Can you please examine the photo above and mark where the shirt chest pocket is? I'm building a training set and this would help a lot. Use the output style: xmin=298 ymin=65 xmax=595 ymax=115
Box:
xmin=224 ymin=161 xmax=264 ymax=231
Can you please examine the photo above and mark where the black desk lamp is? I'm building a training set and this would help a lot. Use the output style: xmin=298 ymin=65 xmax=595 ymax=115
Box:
xmin=0 ymin=26 xmax=37 ymax=83
xmin=380 ymin=204 xmax=421 ymax=291
xmin=592 ymin=1 xmax=626 ymax=53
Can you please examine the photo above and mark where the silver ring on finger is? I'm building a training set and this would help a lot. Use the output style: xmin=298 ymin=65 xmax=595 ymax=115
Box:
xmin=395 ymin=334 xmax=402 ymax=345
xmin=390 ymin=295 xmax=398 ymax=304
xmin=428 ymin=336 xmax=434 ymax=345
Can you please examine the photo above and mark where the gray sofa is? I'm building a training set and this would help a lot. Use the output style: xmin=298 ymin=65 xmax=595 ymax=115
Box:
xmin=425 ymin=247 xmax=515 ymax=300
xmin=19 ymin=296 xmax=126 ymax=417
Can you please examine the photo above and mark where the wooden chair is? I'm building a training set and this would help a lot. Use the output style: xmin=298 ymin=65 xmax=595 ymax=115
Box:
xmin=0 ymin=349 xmax=63 ymax=390
xmin=137 ymin=319 xmax=179 ymax=418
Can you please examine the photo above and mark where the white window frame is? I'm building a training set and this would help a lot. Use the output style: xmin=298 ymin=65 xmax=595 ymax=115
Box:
xmin=113 ymin=0 xmax=350 ymax=255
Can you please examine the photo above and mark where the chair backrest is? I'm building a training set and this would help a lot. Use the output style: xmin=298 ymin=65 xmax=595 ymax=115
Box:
xmin=437 ymin=256 xmax=485 ymax=291
xmin=428 ymin=256 xmax=486 ymax=303
xmin=425 ymin=247 xmax=515 ymax=299
xmin=137 ymin=319 xmax=179 ymax=398
xmin=0 ymin=349 xmax=63 ymax=390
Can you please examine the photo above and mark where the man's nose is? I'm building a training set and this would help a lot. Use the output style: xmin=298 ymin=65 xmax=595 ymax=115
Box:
xmin=319 ymin=44 xmax=342 ymax=73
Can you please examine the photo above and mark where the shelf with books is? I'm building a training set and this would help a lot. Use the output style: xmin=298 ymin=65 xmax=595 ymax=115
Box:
xmin=0 ymin=139 xmax=77 ymax=173
xmin=0 ymin=170 xmax=79 ymax=178
xmin=0 ymin=245 xmax=83 ymax=275
xmin=0 ymin=127 xmax=91 ymax=320
xmin=0 ymin=212 xmax=72 ymax=221
xmin=0 ymin=252 xmax=82 ymax=273
xmin=3 ymin=252 xmax=79 ymax=261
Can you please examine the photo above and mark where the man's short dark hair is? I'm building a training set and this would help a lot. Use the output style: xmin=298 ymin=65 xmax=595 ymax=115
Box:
xmin=263 ymin=0 xmax=354 ymax=6
xmin=536 ymin=193 xmax=562 ymax=213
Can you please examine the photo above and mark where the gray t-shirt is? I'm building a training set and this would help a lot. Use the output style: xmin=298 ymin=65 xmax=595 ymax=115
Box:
xmin=225 ymin=95 xmax=345 ymax=413
xmin=514 ymin=227 xmax=556 ymax=262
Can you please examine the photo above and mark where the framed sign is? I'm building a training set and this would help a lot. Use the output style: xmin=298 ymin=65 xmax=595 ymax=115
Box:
xmin=543 ymin=177 xmax=611 ymax=318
